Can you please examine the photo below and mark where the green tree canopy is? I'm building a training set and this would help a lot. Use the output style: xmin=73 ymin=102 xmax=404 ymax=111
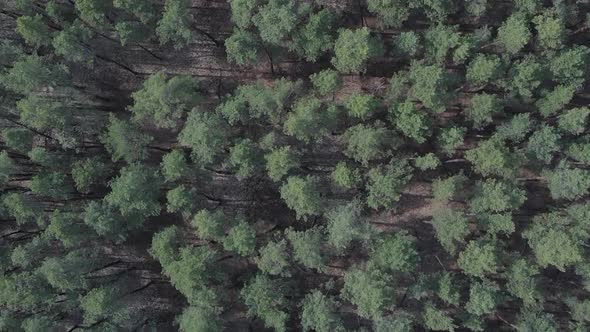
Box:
xmin=105 ymin=164 xmax=162 ymax=219
xmin=366 ymin=159 xmax=412 ymax=210
xmin=280 ymin=175 xmax=322 ymax=220
xmin=326 ymin=200 xmax=373 ymax=252
xmin=101 ymin=114 xmax=153 ymax=163
xmin=129 ymin=72 xmax=200 ymax=128
xmin=179 ymin=109 xmax=229 ymax=166
xmin=343 ymin=123 xmax=393 ymax=165
xmin=156 ymin=0 xmax=193 ymax=49
xmin=241 ymin=274 xmax=289 ymax=332
xmin=332 ymin=27 xmax=384 ymax=73
xmin=301 ymin=290 xmax=344 ymax=332
xmin=223 ymin=221 xmax=256 ymax=256
xmin=342 ymin=265 xmax=394 ymax=319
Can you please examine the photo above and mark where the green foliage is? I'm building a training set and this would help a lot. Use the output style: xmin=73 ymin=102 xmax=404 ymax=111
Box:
xmin=2 ymin=192 xmax=43 ymax=225
xmin=301 ymin=290 xmax=344 ymax=332
xmin=52 ymin=22 xmax=94 ymax=65
xmin=366 ymin=160 xmax=412 ymax=210
xmin=342 ymin=123 xmax=392 ymax=164
xmin=465 ymin=139 xmax=521 ymax=178
xmin=130 ymin=72 xmax=200 ymax=128
xmin=415 ymin=153 xmax=440 ymax=170
xmin=549 ymin=46 xmax=589 ymax=87
xmin=532 ymin=10 xmax=565 ymax=50
xmin=408 ymin=62 xmax=452 ymax=113
xmin=230 ymin=0 xmax=258 ymax=28
xmin=523 ymin=212 xmax=583 ymax=271
xmin=164 ymin=246 xmax=219 ymax=307
xmin=422 ymin=304 xmax=455 ymax=332
xmin=558 ymin=107 xmax=590 ymax=135
xmin=310 ymin=69 xmax=341 ymax=95
xmin=105 ymin=164 xmax=162 ymax=218
xmin=30 ymin=172 xmax=71 ymax=199
xmin=84 ymin=201 xmax=136 ymax=243
xmin=3 ymin=128 xmax=33 ymax=154
xmin=166 ymin=185 xmax=197 ymax=218
xmin=432 ymin=174 xmax=466 ymax=202
xmin=39 ymin=249 xmax=96 ymax=291
xmin=431 ymin=207 xmax=469 ymax=254
xmin=291 ymin=9 xmax=337 ymax=61
xmin=0 ymin=55 xmax=67 ymax=94
xmin=21 ymin=316 xmax=57 ymax=332
xmin=242 ymin=274 xmax=289 ymax=332
xmin=16 ymin=95 xmax=70 ymax=131
xmin=80 ymin=286 xmax=127 ymax=324
xmin=543 ymin=164 xmax=590 ymax=200
xmin=256 ymin=240 xmax=290 ymax=276
xmin=424 ymin=24 xmax=460 ymax=63
xmin=469 ymin=179 xmax=526 ymax=213
xmin=280 ymin=176 xmax=322 ymax=220
xmin=478 ymin=213 xmax=515 ymax=235
xmin=0 ymin=151 xmax=14 ymax=186
xmin=494 ymin=113 xmax=533 ymax=142
xmin=192 ymin=209 xmax=225 ymax=241
xmin=392 ymin=101 xmax=430 ymax=143
xmin=436 ymin=272 xmax=460 ymax=305
xmin=115 ymin=21 xmax=151 ymax=46
xmin=509 ymin=57 xmax=544 ymax=98
xmin=179 ymin=109 xmax=229 ymax=165
xmin=225 ymin=29 xmax=260 ymax=65
xmin=11 ymin=236 xmax=48 ymax=268
xmin=0 ymin=271 xmax=53 ymax=311
xmin=75 ymin=0 xmax=110 ymax=24
xmin=536 ymin=85 xmax=575 ymax=117
xmin=496 ymin=14 xmax=531 ymax=54
xmin=331 ymin=162 xmax=362 ymax=189
xmin=465 ymin=281 xmax=499 ymax=316
xmin=161 ymin=150 xmax=190 ymax=182
xmin=438 ymin=126 xmax=465 ymax=155
xmin=506 ymin=259 xmax=541 ymax=305
xmin=264 ymin=146 xmax=299 ymax=181
xmin=526 ymin=125 xmax=560 ymax=163
xmin=457 ymin=241 xmax=499 ymax=277
xmin=370 ymin=231 xmax=419 ymax=272
xmin=466 ymin=93 xmax=502 ymax=128
xmin=367 ymin=0 xmax=410 ymax=28
xmin=156 ymin=0 xmax=193 ymax=49
xmin=342 ymin=265 xmax=394 ymax=318
xmin=332 ymin=27 xmax=384 ymax=73
xmin=465 ymin=0 xmax=487 ymax=16
xmin=516 ymin=310 xmax=557 ymax=332
xmin=326 ymin=200 xmax=373 ymax=251
xmin=72 ymin=157 xmax=110 ymax=193
xmin=284 ymin=97 xmax=338 ymax=143
xmin=568 ymin=142 xmax=590 ymax=164
xmin=466 ymin=54 xmax=502 ymax=85
xmin=253 ymin=0 xmax=301 ymax=44
xmin=16 ymin=15 xmax=50 ymax=48
xmin=395 ymin=31 xmax=421 ymax=57
xmin=176 ymin=306 xmax=222 ymax=332
xmin=46 ymin=210 xmax=90 ymax=247
xmin=286 ymin=227 xmax=324 ymax=270
xmin=102 ymin=114 xmax=152 ymax=163
xmin=149 ymin=226 xmax=181 ymax=267
xmin=374 ymin=315 xmax=414 ymax=332
xmin=345 ymin=92 xmax=379 ymax=120
xmin=228 ymin=138 xmax=262 ymax=178
xmin=223 ymin=221 xmax=256 ymax=256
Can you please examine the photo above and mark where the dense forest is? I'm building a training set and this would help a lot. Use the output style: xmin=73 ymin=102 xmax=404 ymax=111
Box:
xmin=1 ymin=0 xmax=590 ymax=331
